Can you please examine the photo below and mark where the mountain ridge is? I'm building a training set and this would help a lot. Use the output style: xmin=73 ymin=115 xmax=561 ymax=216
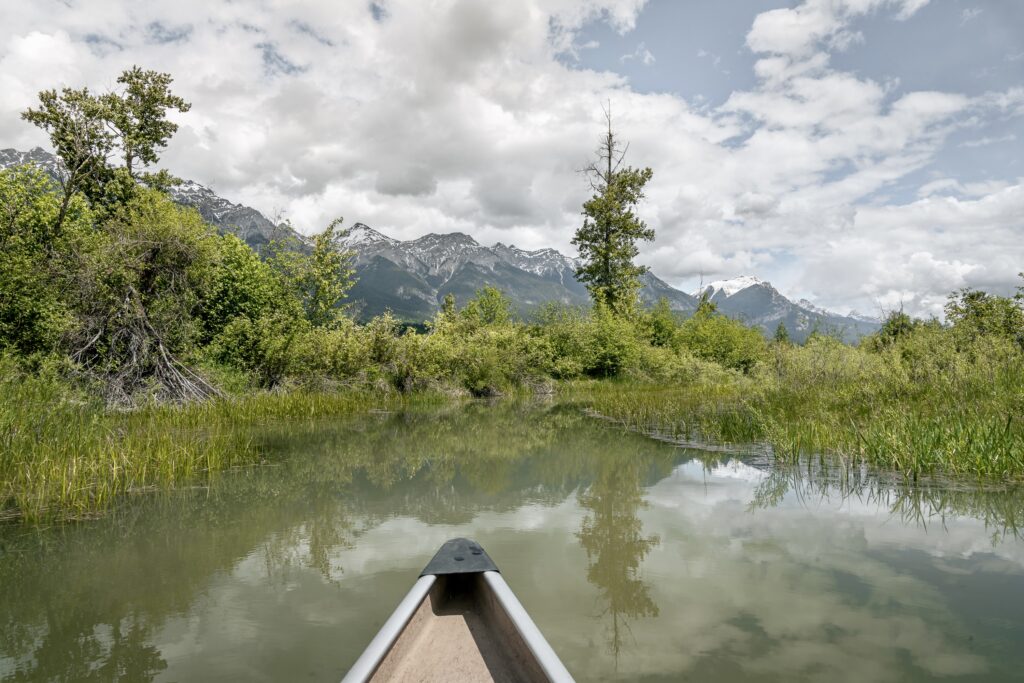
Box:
xmin=1 ymin=146 xmax=879 ymax=341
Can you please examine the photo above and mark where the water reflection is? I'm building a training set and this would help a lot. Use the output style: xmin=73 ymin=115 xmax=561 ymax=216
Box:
xmin=750 ymin=457 xmax=1024 ymax=540
xmin=577 ymin=450 xmax=662 ymax=664
xmin=0 ymin=401 xmax=1023 ymax=681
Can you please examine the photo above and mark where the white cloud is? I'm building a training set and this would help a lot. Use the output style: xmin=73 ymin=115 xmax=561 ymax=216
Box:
xmin=0 ymin=0 xmax=1021 ymax=318
xmin=745 ymin=0 xmax=929 ymax=59
xmin=621 ymin=41 xmax=655 ymax=65
xmin=959 ymin=133 xmax=1017 ymax=148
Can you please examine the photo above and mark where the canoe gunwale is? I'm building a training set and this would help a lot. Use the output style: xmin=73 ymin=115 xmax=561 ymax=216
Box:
xmin=481 ymin=570 xmax=574 ymax=682
xmin=341 ymin=574 xmax=438 ymax=683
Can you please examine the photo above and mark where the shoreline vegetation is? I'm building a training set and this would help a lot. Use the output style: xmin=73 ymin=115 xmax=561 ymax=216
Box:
xmin=3 ymin=68 xmax=1024 ymax=523
xmin=3 ymin=299 xmax=1023 ymax=522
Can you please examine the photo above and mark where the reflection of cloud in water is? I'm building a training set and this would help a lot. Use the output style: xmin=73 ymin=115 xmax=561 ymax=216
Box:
xmin=149 ymin=456 xmax=1021 ymax=681
xmin=624 ymin=459 xmax=1007 ymax=680
xmin=6 ymin=406 xmax=1020 ymax=682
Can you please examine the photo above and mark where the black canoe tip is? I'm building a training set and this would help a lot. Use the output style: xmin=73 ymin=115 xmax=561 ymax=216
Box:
xmin=419 ymin=537 xmax=499 ymax=577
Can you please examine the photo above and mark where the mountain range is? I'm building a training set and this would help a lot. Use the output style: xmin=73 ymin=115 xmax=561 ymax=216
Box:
xmin=1 ymin=147 xmax=879 ymax=342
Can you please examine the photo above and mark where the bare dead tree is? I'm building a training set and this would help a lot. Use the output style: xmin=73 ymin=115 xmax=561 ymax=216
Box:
xmin=579 ymin=100 xmax=631 ymax=192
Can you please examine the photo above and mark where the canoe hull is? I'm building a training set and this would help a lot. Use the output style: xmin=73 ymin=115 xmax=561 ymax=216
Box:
xmin=369 ymin=572 xmax=550 ymax=683
xmin=342 ymin=539 xmax=574 ymax=683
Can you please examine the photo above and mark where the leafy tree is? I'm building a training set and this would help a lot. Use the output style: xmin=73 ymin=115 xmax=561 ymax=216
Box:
xmin=573 ymin=105 xmax=654 ymax=316
xmin=0 ymin=166 xmax=92 ymax=354
xmin=22 ymin=66 xmax=190 ymax=219
xmin=645 ymin=297 xmax=677 ymax=347
xmin=99 ymin=67 xmax=191 ymax=181
xmin=694 ymin=290 xmax=717 ymax=315
xmin=945 ymin=288 xmax=1024 ymax=348
xmin=440 ymin=293 xmax=457 ymax=319
xmin=460 ymin=286 xmax=513 ymax=327
xmin=21 ymin=87 xmax=112 ymax=231
xmin=198 ymin=234 xmax=297 ymax=343
xmin=773 ymin=321 xmax=791 ymax=345
xmin=866 ymin=309 xmax=918 ymax=350
xmin=268 ymin=218 xmax=356 ymax=328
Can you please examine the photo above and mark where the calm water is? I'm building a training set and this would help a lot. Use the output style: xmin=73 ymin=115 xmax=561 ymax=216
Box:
xmin=2 ymin=401 xmax=1024 ymax=682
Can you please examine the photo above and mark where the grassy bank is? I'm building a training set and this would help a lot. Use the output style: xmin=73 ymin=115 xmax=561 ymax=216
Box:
xmin=574 ymin=329 xmax=1024 ymax=479
xmin=0 ymin=357 xmax=416 ymax=523
xmin=5 ymin=306 xmax=1024 ymax=523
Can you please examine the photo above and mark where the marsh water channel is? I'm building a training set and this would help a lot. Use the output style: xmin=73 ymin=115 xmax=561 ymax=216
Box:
xmin=2 ymin=400 xmax=1024 ymax=681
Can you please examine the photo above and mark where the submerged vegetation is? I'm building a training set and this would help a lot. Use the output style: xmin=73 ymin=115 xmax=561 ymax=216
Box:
xmin=2 ymin=68 xmax=1024 ymax=522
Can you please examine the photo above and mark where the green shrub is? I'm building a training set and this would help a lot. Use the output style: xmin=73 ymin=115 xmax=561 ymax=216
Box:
xmin=0 ymin=166 xmax=92 ymax=355
xmin=578 ymin=306 xmax=642 ymax=377
xmin=676 ymin=306 xmax=767 ymax=373
xmin=199 ymin=234 xmax=296 ymax=343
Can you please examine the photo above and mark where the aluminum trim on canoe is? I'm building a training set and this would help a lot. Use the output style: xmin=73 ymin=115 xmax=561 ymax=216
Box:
xmin=482 ymin=571 xmax=575 ymax=683
xmin=340 ymin=574 xmax=437 ymax=683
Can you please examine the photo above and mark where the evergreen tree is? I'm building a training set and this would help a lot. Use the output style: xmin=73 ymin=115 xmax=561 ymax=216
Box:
xmin=572 ymin=105 xmax=654 ymax=316
xmin=773 ymin=321 xmax=791 ymax=344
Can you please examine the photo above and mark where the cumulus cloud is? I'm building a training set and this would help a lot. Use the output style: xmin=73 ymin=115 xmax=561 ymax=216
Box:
xmin=0 ymin=0 xmax=1021 ymax=317
xmin=744 ymin=0 xmax=928 ymax=59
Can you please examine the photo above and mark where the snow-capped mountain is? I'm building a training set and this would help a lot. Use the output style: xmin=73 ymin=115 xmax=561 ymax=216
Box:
xmin=492 ymin=243 xmax=579 ymax=282
xmin=340 ymin=225 xmax=696 ymax=320
xmin=1 ymin=147 xmax=878 ymax=339
xmin=696 ymin=276 xmax=879 ymax=342
xmin=0 ymin=147 xmax=61 ymax=177
xmin=170 ymin=178 xmax=306 ymax=251
xmin=340 ymin=224 xmax=398 ymax=248
xmin=697 ymin=275 xmax=766 ymax=298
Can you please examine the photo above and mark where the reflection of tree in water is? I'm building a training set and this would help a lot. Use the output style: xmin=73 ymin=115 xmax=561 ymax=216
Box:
xmin=750 ymin=457 xmax=1024 ymax=541
xmin=3 ymin=614 xmax=165 ymax=683
xmin=2 ymin=608 xmax=166 ymax=683
xmin=0 ymin=401 xmax=684 ymax=680
xmin=577 ymin=454 xmax=660 ymax=664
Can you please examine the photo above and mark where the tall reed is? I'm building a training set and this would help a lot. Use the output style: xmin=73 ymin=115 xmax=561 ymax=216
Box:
xmin=574 ymin=336 xmax=1024 ymax=480
xmin=0 ymin=359 xmax=403 ymax=522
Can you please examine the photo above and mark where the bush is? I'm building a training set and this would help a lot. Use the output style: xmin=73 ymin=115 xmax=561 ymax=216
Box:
xmin=675 ymin=306 xmax=767 ymax=373
xmin=199 ymin=234 xmax=296 ymax=343
xmin=945 ymin=288 xmax=1024 ymax=349
xmin=0 ymin=166 xmax=92 ymax=355
xmin=207 ymin=312 xmax=308 ymax=387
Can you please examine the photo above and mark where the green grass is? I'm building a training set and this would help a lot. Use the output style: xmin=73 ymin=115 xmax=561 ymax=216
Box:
xmin=572 ymin=337 xmax=1024 ymax=481
xmin=4 ymin=327 xmax=1023 ymax=523
xmin=0 ymin=360 xmax=412 ymax=523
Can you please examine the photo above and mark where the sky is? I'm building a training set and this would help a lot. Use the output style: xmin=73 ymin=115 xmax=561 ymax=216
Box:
xmin=1 ymin=0 xmax=1022 ymax=317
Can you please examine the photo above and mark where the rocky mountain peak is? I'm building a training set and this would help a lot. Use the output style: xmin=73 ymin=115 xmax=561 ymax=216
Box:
xmin=0 ymin=146 xmax=878 ymax=341
xmin=0 ymin=146 xmax=61 ymax=177
xmin=342 ymin=223 xmax=397 ymax=247
xmin=412 ymin=232 xmax=480 ymax=248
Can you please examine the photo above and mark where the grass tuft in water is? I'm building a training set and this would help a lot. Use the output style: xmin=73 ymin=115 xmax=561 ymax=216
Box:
xmin=570 ymin=335 xmax=1024 ymax=481
xmin=0 ymin=358 xmax=406 ymax=523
